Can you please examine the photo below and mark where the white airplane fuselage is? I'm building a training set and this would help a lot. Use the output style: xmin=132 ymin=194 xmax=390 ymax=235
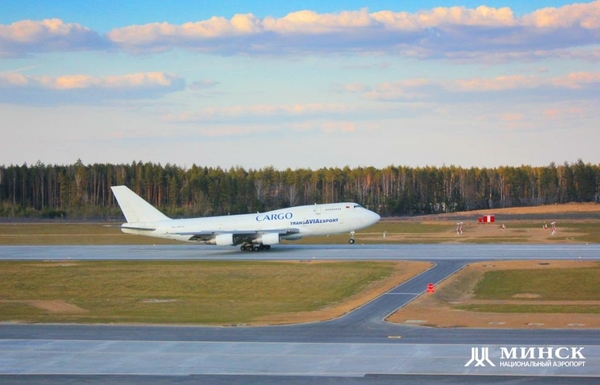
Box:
xmin=123 ymin=203 xmax=380 ymax=242
xmin=111 ymin=185 xmax=380 ymax=250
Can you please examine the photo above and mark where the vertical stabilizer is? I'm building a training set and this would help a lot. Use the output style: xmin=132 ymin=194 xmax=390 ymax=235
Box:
xmin=111 ymin=185 xmax=170 ymax=223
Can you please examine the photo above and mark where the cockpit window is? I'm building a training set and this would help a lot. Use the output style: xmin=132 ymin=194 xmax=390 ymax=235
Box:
xmin=354 ymin=204 xmax=362 ymax=208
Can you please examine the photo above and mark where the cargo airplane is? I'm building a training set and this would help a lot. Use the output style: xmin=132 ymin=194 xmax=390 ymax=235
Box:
xmin=111 ymin=185 xmax=381 ymax=251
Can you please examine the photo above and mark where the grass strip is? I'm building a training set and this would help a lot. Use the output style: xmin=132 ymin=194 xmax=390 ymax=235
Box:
xmin=0 ymin=260 xmax=396 ymax=325
xmin=472 ymin=265 xmax=600 ymax=301
xmin=456 ymin=304 xmax=600 ymax=314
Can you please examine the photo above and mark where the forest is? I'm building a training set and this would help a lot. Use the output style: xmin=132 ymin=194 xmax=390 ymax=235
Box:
xmin=0 ymin=160 xmax=599 ymax=219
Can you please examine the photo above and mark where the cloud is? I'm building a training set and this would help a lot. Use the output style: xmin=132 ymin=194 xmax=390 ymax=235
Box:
xmin=550 ymin=71 xmax=600 ymax=89
xmin=106 ymin=14 xmax=263 ymax=53
xmin=188 ymin=79 xmax=219 ymax=90
xmin=163 ymin=103 xmax=351 ymax=123
xmin=350 ymin=71 xmax=600 ymax=102
xmin=105 ymin=7 xmax=522 ymax=55
xmin=2 ymin=2 xmax=600 ymax=61
xmin=104 ymin=2 xmax=600 ymax=59
xmin=543 ymin=106 xmax=586 ymax=120
xmin=357 ymin=79 xmax=441 ymax=101
xmin=320 ymin=121 xmax=356 ymax=133
xmin=0 ymin=18 xmax=105 ymax=58
xmin=501 ymin=112 xmax=524 ymax=121
xmin=452 ymin=75 xmax=542 ymax=92
xmin=523 ymin=1 xmax=600 ymax=29
xmin=452 ymin=72 xmax=600 ymax=93
xmin=0 ymin=72 xmax=184 ymax=105
xmin=371 ymin=5 xmax=516 ymax=30
xmin=263 ymin=9 xmax=375 ymax=34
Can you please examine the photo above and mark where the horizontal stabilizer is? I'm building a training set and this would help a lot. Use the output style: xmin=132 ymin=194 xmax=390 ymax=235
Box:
xmin=121 ymin=226 xmax=157 ymax=231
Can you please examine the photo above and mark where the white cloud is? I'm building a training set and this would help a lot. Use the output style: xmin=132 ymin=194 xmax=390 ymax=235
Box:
xmin=163 ymin=103 xmax=351 ymax=123
xmin=523 ymin=1 xmax=600 ymax=29
xmin=372 ymin=5 xmax=516 ymax=30
xmin=351 ymin=71 xmax=600 ymax=103
xmin=104 ymin=2 xmax=600 ymax=58
xmin=3 ymin=3 xmax=600 ymax=60
xmin=263 ymin=9 xmax=374 ymax=34
xmin=188 ymin=79 xmax=219 ymax=91
xmin=0 ymin=72 xmax=184 ymax=104
xmin=355 ymin=79 xmax=440 ymax=101
xmin=550 ymin=71 xmax=600 ymax=89
xmin=0 ymin=71 xmax=181 ymax=90
xmin=452 ymin=75 xmax=542 ymax=92
xmin=0 ymin=18 xmax=104 ymax=58
xmin=106 ymin=14 xmax=263 ymax=53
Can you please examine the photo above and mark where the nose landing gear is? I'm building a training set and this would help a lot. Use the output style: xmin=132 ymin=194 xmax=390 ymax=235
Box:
xmin=349 ymin=231 xmax=356 ymax=244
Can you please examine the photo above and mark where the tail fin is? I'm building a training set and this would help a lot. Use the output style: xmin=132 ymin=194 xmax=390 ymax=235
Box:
xmin=111 ymin=185 xmax=170 ymax=223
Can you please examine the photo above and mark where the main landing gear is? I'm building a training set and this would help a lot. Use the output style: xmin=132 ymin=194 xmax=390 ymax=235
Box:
xmin=240 ymin=244 xmax=271 ymax=252
xmin=349 ymin=231 xmax=356 ymax=244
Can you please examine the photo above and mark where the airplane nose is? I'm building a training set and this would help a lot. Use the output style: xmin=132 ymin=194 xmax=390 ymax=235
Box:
xmin=369 ymin=210 xmax=381 ymax=224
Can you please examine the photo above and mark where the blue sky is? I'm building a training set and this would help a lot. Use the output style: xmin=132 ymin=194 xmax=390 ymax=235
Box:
xmin=1 ymin=1 xmax=599 ymax=169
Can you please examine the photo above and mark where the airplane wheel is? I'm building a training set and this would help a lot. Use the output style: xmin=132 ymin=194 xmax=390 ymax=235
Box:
xmin=349 ymin=238 xmax=355 ymax=244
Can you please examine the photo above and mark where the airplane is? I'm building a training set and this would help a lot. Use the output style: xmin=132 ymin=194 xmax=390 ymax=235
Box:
xmin=111 ymin=185 xmax=381 ymax=251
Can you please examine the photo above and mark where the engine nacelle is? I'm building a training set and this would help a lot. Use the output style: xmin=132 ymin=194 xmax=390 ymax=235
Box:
xmin=208 ymin=233 xmax=234 ymax=246
xmin=256 ymin=232 xmax=280 ymax=245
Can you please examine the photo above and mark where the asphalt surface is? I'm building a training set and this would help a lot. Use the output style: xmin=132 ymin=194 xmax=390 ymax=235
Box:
xmin=2 ymin=243 xmax=599 ymax=261
xmin=1 ymin=244 xmax=599 ymax=384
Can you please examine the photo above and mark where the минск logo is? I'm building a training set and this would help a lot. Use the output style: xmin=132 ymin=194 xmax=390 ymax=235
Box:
xmin=465 ymin=346 xmax=586 ymax=368
xmin=465 ymin=347 xmax=495 ymax=367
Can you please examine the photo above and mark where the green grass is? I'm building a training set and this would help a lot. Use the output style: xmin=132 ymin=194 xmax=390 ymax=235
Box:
xmin=456 ymin=304 xmax=600 ymax=314
xmin=462 ymin=237 xmax=530 ymax=244
xmin=472 ymin=265 xmax=600 ymax=301
xmin=369 ymin=221 xmax=449 ymax=234
xmin=0 ymin=224 xmax=178 ymax=245
xmin=559 ymin=223 xmax=600 ymax=243
xmin=498 ymin=222 xmax=600 ymax=242
xmin=506 ymin=223 xmax=550 ymax=229
xmin=0 ymin=223 xmax=116 ymax=235
xmin=0 ymin=260 xmax=395 ymax=324
xmin=453 ymin=264 xmax=600 ymax=314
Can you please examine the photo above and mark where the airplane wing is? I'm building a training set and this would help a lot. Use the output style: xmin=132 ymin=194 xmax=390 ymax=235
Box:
xmin=176 ymin=228 xmax=300 ymax=244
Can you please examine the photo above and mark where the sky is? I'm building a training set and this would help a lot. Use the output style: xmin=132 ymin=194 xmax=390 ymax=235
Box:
xmin=1 ymin=0 xmax=599 ymax=170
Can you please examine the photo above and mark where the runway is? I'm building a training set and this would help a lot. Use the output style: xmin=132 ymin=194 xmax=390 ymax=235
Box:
xmin=2 ymin=243 xmax=599 ymax=261
xmin=1 ymin=244 xmax=599 ymax=384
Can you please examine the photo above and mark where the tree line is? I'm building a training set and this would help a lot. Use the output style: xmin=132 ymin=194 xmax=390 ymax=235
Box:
xmin=0 ymin=159 xmax=599 ymax=219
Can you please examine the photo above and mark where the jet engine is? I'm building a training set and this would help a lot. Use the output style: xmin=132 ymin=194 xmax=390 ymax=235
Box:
xmin=208 ymin=233 xmax=234 ymax=246
xmin=256 ymin=233 xmax=280 ymax=245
